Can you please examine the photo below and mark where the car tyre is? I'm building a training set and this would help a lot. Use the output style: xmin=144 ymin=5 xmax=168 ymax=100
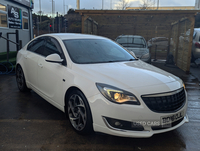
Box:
xmin=67 ymin=90 xmax=93 ymax=135
xmin=16 ymin=65 xmax=30 ymax=92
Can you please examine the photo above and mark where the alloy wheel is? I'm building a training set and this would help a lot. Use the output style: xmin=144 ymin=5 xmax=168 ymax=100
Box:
xmin=68 ymin=94 xmax=87 ymax=131
xmin=16 ymin=66 xmax=24 ymax=90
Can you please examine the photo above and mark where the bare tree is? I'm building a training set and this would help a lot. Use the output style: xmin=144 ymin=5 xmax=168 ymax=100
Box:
xmin=116 ymin=0 xmax=131 ymax=10
xmin=139 ymin=0 xmax=155 ymax=10
xmin=37 ymin=11 xmax=44 ymax=22
xmin=37 ymin=11 xmax=44 ymax=16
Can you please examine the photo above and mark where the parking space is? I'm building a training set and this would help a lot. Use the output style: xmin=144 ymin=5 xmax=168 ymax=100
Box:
xmin=0 ymin=62 xmax=200 ymax=151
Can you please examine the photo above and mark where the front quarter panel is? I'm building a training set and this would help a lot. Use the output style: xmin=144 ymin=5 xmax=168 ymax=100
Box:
xmin=63 ymin=66 xmax=100 ymax=100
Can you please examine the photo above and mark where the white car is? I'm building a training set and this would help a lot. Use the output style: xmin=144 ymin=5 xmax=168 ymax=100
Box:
xmin=16 ymin=33 xmax=188 ymax=138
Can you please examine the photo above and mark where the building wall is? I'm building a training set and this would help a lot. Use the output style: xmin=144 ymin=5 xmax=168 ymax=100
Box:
xmin=90 ymin=14 xmax=186 ymax=41
xmin=64 ymin=13 xmax=82 ymax=33
xmin=84 ymin=18 xmax=98 ymax=35
xmin=0 ymin=0 xmax=33 ymax=53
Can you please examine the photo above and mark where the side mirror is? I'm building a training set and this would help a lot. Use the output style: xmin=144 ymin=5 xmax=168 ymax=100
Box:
xmin=148 ymin=44 xmax=152 ymax=48
xmin=45 ymin=53 xmax=63 ymax=63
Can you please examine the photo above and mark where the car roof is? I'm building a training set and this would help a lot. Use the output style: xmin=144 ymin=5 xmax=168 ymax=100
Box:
xmin=194 ymin=28 xmax=200 ymax=32
xmin=150 ymin=37 xmax=168 ymax=39
xmin=149 ymin=37 xmax=168 ymax=41
xmin=40 ymin=33 xmax=107 ymax=40
xmin=116 ymin=35 xmax=144 ymax=38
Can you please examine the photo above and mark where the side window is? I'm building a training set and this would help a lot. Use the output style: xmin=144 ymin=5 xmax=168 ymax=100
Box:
xmin=22 ymin=11 xmax=28 ymax=29
xmin=27 ymin=37 xmax=45 ymax=55
xmin=44 ymin=37 xmax=66 ymax=65
xmin=27 ymin=40 xmax=36 ymax=51
xmin=0 ymin=4 xmax=7 ymax=28
xmin=44 ymin=37 xmax=61 ymax=56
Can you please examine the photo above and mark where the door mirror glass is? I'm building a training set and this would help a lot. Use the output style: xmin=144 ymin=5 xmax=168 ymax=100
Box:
xmin=45 ymin=53 xmax=63 ymax=63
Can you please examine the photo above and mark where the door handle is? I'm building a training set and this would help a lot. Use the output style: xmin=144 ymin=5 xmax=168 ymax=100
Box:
xmin=38 ymin=63 xmax=43 ymax=68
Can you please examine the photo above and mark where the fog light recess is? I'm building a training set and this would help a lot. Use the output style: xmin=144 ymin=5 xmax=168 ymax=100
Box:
xmin=103 ymin=116 xmax=144 ymax=131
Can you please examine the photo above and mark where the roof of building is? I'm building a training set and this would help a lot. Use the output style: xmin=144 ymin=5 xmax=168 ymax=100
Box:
xmin=126 ymin=6 xmax=196 ymax=10
xmin=76 ymin=9 xmax=200 ymax=16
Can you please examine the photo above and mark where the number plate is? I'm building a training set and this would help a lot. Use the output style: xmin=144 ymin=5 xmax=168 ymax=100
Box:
xmin=161 ymin=110 xmax=184 ymax=126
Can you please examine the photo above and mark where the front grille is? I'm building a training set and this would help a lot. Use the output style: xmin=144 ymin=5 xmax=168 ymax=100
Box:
xmin=141 ymin=88 xmax=186 ymax=113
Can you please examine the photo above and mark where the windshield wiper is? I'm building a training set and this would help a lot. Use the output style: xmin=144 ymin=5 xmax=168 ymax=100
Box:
xmin=129 ymin=58 xmax=138 ymax=61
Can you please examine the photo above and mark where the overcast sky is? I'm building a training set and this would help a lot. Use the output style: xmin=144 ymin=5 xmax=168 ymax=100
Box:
xmin=32 ymin=0 xmax=196 ymax=16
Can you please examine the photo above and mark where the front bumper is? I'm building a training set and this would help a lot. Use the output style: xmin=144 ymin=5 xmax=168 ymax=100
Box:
xmin=88 ymin=83 xmax=188 ymax=138
xmin=94 ymin=114 xmax=188 ymax=138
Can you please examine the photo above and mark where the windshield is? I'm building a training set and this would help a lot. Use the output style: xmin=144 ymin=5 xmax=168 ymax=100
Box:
xmin=63 ymin=39 xmax=136 ymax=64
xmin=116 ymin=37 xmax=146 ymax=48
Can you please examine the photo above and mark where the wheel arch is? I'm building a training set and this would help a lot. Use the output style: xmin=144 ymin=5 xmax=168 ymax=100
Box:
xmin=16 ymin=63 xmax=30 ymax=92
xmin=16 ymin=63 xmax=24 ymax=75
xmin=16 ymin=63 xmax=31 ymax=89
xmin=64 ymin=86 xmax=93 ymax=122
xmin=16 ymin=63 xmax=20 ymax=72
xmin=64 ymin=87 xmax=80 ymax=105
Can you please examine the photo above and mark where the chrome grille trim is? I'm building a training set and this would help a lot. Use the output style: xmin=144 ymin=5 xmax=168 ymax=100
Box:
xmin=142 ymin=88 xmax=184 ymax=98
xmin=141 ymin=88 xmax=186 ymax=113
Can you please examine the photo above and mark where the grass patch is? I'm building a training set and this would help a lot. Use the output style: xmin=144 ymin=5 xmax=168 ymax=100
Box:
xmin=0 ymin=51 xmax=17 ymax=61
xmin=0 ymin=52 xmax=17 ymax=73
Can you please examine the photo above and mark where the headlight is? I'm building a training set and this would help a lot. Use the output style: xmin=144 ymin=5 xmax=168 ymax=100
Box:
xmin=141 ymin=53 xmax=150 ymax=59
xmin=182 ymin=81 xmax=185 ymax=89
xmin=96 ymin=83 xmax=140 ymax=105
